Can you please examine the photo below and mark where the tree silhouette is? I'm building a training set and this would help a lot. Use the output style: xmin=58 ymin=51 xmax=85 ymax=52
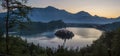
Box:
xmin=0 ymin=0 xmax=30 ymax=55
xmin=55 ymin=29 xmax=74 ymax=47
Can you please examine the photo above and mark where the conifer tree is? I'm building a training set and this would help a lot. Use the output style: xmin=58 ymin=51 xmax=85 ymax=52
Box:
xmin=0 ymin=0 xmax=30 ymax=55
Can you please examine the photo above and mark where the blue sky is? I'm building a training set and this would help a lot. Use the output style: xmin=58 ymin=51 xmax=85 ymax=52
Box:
xmin=0 ymin=0 xmax=120 ymax=18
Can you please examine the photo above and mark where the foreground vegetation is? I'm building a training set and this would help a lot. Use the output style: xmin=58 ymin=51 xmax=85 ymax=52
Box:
xmin=0 ymin=35 xmax=81 ymax=56
xmin=79 ymin=28 xmax=120 ymax=56
xmin=0 ymin=28 xmax=120 ymax=56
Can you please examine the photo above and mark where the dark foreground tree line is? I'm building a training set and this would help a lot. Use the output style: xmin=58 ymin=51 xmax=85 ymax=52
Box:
xmin=0 ymin=28 xmax=120 ymax=56
xmin=80 ymin=28 xmax=120 ymax=56
xmin=0 ymin=35 xmax=81 ymax=56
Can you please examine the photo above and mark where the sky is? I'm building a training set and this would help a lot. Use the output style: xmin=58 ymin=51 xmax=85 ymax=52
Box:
xmin=0 ymin=0 xmax=120 ymax=18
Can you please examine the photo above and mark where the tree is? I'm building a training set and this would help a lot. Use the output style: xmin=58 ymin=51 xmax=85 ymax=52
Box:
xmin=0 ymin=0 xmax=30 ymax=55
xmin=55 ymin=29 xmax=74 ymax=47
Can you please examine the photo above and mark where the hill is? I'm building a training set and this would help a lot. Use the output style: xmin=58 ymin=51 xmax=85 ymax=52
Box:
xmin=0 ymin=6 xmax=120 ymax=24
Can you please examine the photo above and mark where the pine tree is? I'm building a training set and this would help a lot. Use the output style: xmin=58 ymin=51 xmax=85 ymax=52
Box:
xmin=0 ymin=0 xmax=30 ymax=55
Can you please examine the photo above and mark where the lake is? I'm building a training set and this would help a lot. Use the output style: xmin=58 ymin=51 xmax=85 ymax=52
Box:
xmin=21 ymin=27 xmax=102 ymax=49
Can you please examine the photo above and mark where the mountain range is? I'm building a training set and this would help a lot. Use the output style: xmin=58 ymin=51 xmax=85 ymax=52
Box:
xmin=0 ymin=6 xmax=120 ymax=24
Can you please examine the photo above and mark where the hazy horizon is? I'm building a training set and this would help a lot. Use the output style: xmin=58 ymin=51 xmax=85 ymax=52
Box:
xmin=0 ymin=0 xmax=120 ymax=18
xmin=28 ymin=0 xmax=120 ymax=18
xmin=31 ymin=6 xmax=120 ymax=18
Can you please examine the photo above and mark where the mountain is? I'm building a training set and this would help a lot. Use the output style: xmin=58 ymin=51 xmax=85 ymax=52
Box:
xmin=0 ymin=6 xmax=120 ymax=24
xmin=28 ymin=6 xmax=71 ymax=22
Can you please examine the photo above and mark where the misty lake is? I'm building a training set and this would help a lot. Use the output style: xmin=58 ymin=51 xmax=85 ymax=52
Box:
xmin=21 ymin=27 xmax=102 ymax=48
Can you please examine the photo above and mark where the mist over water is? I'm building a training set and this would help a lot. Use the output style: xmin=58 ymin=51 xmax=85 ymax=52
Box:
xmin=22 ymin=27 xmax=102 ymax=48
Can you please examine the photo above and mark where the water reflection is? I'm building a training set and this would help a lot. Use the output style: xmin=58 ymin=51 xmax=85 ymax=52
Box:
xmin=67 ymin=27 xmax=102 ymax=38
xmin=22 ymin=27 xmax=102 ymax=48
